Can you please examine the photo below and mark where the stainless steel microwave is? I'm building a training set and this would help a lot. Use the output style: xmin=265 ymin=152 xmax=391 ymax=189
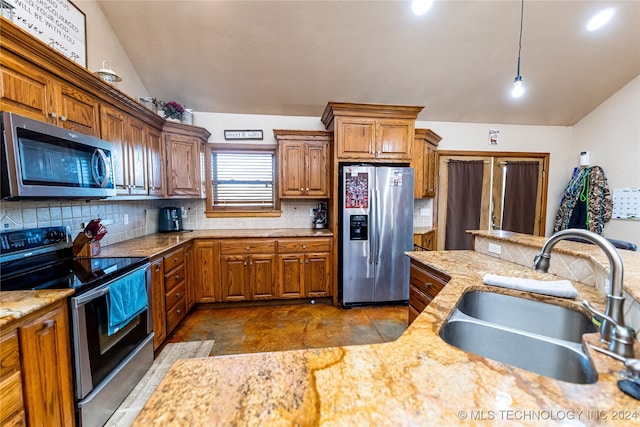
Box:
xmin=1 ymin=112 xmax=116 ymax=199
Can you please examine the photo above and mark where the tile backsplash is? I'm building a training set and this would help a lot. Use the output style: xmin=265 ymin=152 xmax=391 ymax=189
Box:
xmin=1 ymin=198 xmax=433 ymax=247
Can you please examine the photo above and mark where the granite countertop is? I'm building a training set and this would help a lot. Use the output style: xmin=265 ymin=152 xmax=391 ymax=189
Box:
xmin=469 ymin=230 xmax=640 ymax=302
xmin=0 ymin=289 xmax=74 ymax=328
xmin=413 ymin=226 xmax=435 ymax=234
xmin=98 ymin=228 xmax=334 ymax=258
xmin=133 ymin=251 xmax=639 ymax=426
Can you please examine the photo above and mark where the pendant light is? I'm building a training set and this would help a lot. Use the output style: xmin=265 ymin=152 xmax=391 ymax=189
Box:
xmin=511 ymin=0 xmax=525 ymax=98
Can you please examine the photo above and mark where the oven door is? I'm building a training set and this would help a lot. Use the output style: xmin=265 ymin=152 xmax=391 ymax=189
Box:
xmin=70 ymin=264 xmax=152 ymax=400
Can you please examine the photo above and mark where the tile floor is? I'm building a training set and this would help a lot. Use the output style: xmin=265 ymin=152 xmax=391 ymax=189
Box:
xmin=166 ymin=302 xmax=409 ymax=356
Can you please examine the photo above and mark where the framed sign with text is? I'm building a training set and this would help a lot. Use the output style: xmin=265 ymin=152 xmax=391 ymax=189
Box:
xmin=224 ymin=130 xmax=264 ymax=140
xmin=4 ymin=0 xmax=87 ymax=67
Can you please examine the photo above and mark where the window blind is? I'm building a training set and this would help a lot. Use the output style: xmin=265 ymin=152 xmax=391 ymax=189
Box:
xmin=211 ymin=152 xmax=274 ymax=208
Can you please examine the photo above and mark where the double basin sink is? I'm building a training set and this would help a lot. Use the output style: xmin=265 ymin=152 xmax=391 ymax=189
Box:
xmin=439 ymin=290 xmax=599 ymax=384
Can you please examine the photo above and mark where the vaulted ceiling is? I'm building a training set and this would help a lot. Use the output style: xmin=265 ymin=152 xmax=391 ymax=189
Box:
xmin=97 ymin=0 xmax=640 ymax=126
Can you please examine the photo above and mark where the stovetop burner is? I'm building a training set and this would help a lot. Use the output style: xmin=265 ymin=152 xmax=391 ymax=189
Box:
xmin=0 ymin=226 xmax=148 ymax=293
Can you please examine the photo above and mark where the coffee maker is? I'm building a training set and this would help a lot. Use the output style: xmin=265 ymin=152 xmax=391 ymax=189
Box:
xmin=158 ymin=207 xmax=183 ymax=232
xmin=312 ymin=202 xmax=328 ymax=229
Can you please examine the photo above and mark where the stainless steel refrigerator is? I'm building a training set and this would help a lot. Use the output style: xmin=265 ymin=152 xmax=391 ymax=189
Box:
xmin=339 ymin=165 xmax=414 ymax=306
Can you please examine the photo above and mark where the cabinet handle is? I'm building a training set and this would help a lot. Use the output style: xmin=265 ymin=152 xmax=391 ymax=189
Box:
xmin=245 ymin=246 xmax=250 ymax=251
xmin=243 ymin=261 xmax=247 ymax=266
xmin=175 ymin=275 xmax=180 ymax=280
xmin=302 ymin=244 xmax=306 ymax=249
xmin=174 ymin=257 xmax=179 ymax=262
xmin=306 ymin=259 xmax=309 ymax=264
xmin=60 ymin=116 xmax=67 ymax=122
xmin=176 ymin=293 xmax=181 ymax=299
xmin=177 ymin=309 xmax=182 ymax=315
xmin=155 ymin=265 xmax=161 ymax=272
xmin=37 ymin=319 xmax=55 ymax=335
xmin=48 ymin=112 xmax=57 ymax=118
xmin=300 ymin=259 xmax=304 ymax=264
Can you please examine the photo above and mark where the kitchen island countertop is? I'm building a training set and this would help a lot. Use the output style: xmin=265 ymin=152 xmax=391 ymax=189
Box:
xmin=132 ymin=250 xmax=639 ymax=426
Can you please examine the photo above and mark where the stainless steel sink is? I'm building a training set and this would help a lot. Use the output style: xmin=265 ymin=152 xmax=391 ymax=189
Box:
xmin=439 ymin=291 xmax=598 ymax=384
xmin=456 ymin=291 xmax=597 ymax=343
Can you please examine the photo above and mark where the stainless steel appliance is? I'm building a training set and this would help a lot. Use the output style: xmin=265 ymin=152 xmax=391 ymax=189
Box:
xmin=1 ymin=111 xmax=116 ymax=200
xmin=0 ymin=226 xmax=153 ymax=427
xmin=339 ymin=165 xmax=414 ymax=307
xmin=158 ymin=207 xmax=184 ymax=232
xmin=312 ymin=202 xmax=328 ymax=229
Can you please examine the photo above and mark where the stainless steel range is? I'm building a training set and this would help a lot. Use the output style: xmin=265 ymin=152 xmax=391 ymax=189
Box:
xmin=0 ymin=226 xmax=154 ymax=427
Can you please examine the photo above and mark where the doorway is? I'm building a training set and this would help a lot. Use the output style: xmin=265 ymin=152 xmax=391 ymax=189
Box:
xmin=436 ymin=151 xmax=549 ymax=250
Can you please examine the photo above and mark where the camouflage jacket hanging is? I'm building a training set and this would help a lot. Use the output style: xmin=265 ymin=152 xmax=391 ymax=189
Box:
xmin=553 ymin=166 xmax=613 ymax=235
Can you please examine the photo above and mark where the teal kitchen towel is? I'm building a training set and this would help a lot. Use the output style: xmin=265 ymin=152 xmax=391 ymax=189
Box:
xmin=108 ymin=268 xmax=148 ymax=335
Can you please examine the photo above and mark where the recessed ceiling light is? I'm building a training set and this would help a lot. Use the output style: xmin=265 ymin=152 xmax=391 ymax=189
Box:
xmin=586 ymin=8 xmax=615 ymax=31
xmin=411 ymin=0 xmax=433 ymax=16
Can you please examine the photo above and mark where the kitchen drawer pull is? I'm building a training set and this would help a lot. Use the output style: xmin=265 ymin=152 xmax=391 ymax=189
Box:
xmin=37 ymin=319 xmax=55 ymax=335
xmin=300 ymin=188 xmax=304 ymax=191
xmin=174 ymin=257 xmax=179 ymax=263
xmin=245 ymin=246 xmax=250 ymax=251
xmin=306 ymin=188 xmax=309 ymax=191
xmin=175 ymin=274 xmax=180 ymax=280
xmin=176 ymin=309 xmax=182 ymax=315
xmin=49 ymin=111 xmax=57 ymax=118
xmin=302 ymin=244 xmax=306 ymax=249
xmin=155 ymin=265 xmax=161 ymax=272
xmin=176 ymin=293 xmax=181 ymax=299
xmin=60 ymin=116 xmax=67 ymax=122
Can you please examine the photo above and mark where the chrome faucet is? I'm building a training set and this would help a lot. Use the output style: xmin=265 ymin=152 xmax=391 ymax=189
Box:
xmin=533 ymin=229 xmax=628 ymax=350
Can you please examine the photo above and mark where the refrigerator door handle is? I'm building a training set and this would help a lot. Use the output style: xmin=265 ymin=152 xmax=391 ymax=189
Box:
xmin=369 ymin=186 xmax=375 ymax=265
xmin=374 ymin=188 xmax=380 ymax=264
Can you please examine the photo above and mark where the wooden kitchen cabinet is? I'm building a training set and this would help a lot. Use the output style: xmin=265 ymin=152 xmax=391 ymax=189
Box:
xmin=163 ymin=121 xmax=210 ymax=198
xmin=412 ymin=128 xmax=442 ymax=198
xmin=321 ymin=103 xmax=423 ymax=162
xmin=163 ymin=247 xmax=188 ymax=335
xmin=274 ymin=130 xmax=331 ymax=198
xmin=100 ymin=105 xmax=149 ymax=196
xmin=147 ymin=126 xmax=165 ymax=197
xmin=0 ymin=50 xmax=100 ymax=137
xmin=0 ymin=299 xmax=76 ymax=426
xmin=184 ymin=242 xmax=196 ymax=310
xmin=194 ymin=240 xmax=219 ymax=303
xmin=150 ymin=258 xmax=166 ymax=350
xmin=408 ymin=259 xmax=450 ymax=325
xmin=413 ymin=230 xmax=437 ymax=251
xmin=0 ymin=331 xmax=25 ymax=426
xmin=219 ymin=240 xmax=277 ymax=301
xmin=277 ymin=238 xmax=332 ymax=298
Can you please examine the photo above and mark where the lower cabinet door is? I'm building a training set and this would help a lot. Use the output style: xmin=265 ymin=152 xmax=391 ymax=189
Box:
xmin=306 ymin=253 xmax=331 ymax=297
xmin=250 ymin=254 xmax=277 ymax=300
xmin=220 ymin=255 xmax=250 ymax=302
xmin=19 ymin=302 xmax=75 ymax=427
xmin=278 ymin=254 xmax=304 ymax=298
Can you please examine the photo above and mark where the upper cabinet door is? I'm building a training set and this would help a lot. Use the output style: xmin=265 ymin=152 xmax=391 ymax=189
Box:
xmin=147 ymin=126 xmax=165 ymax=196
xmin=375 ymin=119 xmax=413 ymax=161
xmin=165 ymin=133 xmax=201 ymax=197
xmin=100 ymin=106 xmax=129 ymax=195
xmin=126 ymin=117 xmax=148 ymax=195
xmin=57 ymin=83 xmax=100 ymax=137
xmin=279 ymin=142 xmax=306 ymax=197
xmin=337 ymin=118 xmax=375 ymax=159
xmin=0 ymin=51 xmax=56 ymax=123
xmin=305 ymin=142 xmax=329 ymax=197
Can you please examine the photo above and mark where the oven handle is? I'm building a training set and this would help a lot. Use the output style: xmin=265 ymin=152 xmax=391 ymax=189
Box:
xmin=70 ymin=265 xmax=150 ymax=308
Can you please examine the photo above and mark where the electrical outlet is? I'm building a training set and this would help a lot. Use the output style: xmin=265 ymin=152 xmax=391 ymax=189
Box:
xmin=123 ymin=214 xmax=129 ymax=225
xmin=488 ymin=243 xmax=502 ymax=255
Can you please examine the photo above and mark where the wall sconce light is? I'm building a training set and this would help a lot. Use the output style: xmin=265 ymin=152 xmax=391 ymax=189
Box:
xmin=94 ymin=61 xmax=122 ymax=86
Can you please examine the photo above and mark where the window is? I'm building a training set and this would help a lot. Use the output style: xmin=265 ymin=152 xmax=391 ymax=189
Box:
xmin=205 ymin=144 xmax=280 ymax=217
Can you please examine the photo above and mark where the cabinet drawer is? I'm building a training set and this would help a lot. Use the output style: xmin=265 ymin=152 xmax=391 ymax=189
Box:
xmin=166 ymin=297 xmax=187 ymax=333
xmin=164 ymin=265 xmax=185 ymax=292
xmin=163 ymin=248 xmax=185 ymax=273
xmin=278 ymin=238 xmax=331 ymax=253
xmin=165 ymin=282 xmax=186 ymax=312
xmin=220 ymin=240 xmax=276 ymax=254
xmin=0 ymin=332 xmax=20 ymax=380
xmin=408 ymin=304 xmax=421 ymax=326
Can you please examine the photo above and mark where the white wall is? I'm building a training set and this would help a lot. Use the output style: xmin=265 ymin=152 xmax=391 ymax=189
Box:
xmin=572 ymin=75 xmax=640 ymax=245
xmin=75 ymin=0 xmax=149 ymax=98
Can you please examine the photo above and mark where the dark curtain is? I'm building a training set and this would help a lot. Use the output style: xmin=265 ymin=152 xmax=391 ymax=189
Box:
xmin=502 ymin=161 xmax=539 ymax=234
xmin=445 ymin=160 xmax=484 ymax=250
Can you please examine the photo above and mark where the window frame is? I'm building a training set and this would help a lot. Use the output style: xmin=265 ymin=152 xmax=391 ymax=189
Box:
xmin=205 ymin=143 xmax=281 ymax=218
